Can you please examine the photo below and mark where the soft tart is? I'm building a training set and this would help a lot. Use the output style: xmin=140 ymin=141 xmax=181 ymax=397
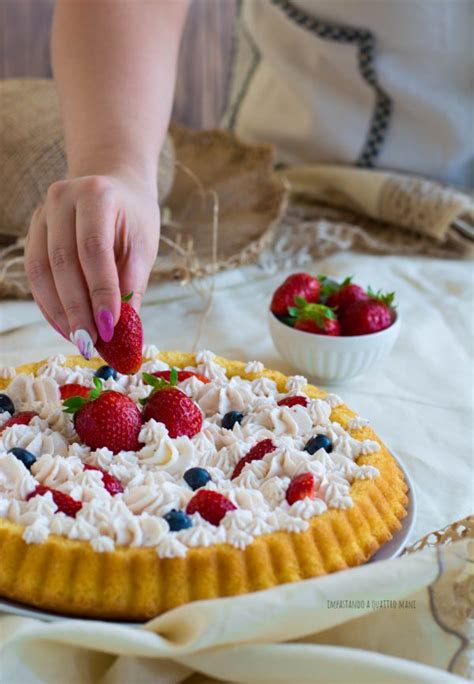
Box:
xmin=0 ymin=350 xmax=408 ymax=621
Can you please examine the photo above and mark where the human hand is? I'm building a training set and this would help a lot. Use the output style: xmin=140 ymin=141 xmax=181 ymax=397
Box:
xmin=25 ymin=170 xmax=160 ymax=359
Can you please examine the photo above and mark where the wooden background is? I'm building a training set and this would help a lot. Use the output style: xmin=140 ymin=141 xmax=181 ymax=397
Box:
xmin=0 ymin=0 xmax=237 ymax=128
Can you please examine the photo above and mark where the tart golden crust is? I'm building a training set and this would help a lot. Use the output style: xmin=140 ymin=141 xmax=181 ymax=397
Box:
xmin=0 ymin=352 xmax=408 ymax=621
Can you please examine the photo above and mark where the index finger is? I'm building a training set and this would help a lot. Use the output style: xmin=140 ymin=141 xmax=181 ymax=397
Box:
xmin=76 ymin=188 xmax=121 ymax=343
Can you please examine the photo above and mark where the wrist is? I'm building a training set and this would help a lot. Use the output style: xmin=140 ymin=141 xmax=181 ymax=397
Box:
xmin=67 ymin=152 xmax=159 ymax=198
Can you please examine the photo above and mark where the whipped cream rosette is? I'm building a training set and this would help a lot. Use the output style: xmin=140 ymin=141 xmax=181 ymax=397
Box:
xmin=0 ymin=350 xmax=408 ymax=620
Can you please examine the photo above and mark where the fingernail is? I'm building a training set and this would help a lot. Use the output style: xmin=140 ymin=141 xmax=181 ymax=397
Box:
xmin=96 ymin=308 xmax=114 ymax=343
xmin=70 ymin=329 xmax=94 ymax=360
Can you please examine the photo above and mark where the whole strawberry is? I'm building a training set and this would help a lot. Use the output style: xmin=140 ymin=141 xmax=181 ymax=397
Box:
xmin=341 ymin=289 xmax=395 ymax=336
xmin=290 ymin=297 xmax=340 ymax=336
xmin=186 ymin=490 xmax=236 ymax=526
xmin=326 ymin=277 xmax=368 ymax=314
xmin=95 ymin=292 xmax=143 ymax=374
xmin=63 ymin=378 xmax=143 ymax=453
xmin=271 ymin=273 xmax=320 ymax=317
xmin=295 ymin=317 xmax=341 ymax=335
xmin=141 ymin=370 xmax=202 ymax=438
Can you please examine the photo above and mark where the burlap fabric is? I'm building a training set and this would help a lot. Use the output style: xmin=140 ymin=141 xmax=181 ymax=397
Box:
xmin=0 ymin=79 xmax=473 ymax=299
xmin=0 ymin=79 xmax=175 ymax=241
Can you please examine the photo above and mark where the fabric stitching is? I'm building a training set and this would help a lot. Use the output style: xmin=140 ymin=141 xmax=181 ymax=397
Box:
xmin=270 ymin=0 xmax=393 ymax=167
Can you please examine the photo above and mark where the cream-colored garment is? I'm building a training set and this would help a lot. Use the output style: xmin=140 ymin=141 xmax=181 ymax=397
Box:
xmin=224 ymin=0 xmax=474 ymax=187
xmin=0 ymin=540 xmax=471 ymax=683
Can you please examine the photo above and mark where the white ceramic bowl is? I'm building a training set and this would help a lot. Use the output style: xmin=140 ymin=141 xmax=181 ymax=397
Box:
xmin=268 ymin=310 xmax=400 ymax=385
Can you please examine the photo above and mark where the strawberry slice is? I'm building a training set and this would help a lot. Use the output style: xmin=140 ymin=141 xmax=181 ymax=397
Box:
xmin=186 ymin=490 xmax=236 ymax=526
xmin=231 ymin=439 xmax=276 ymax=480
xmin=83 ymin=464 xmax=124 ymax=495
xmin=0 ymin=411 xmax=38 ymax=434
xmin=60 ymin=384 xmax=91 ymax=400
xmin=152 ymin=370 xmax=210 ymax=384
xmin=277 ymin=396 xmax=308 ymax=408
xmin=27 ymin=484 xmax=82 ymax=517
xmin=286 ymin=473 xmax=315 ymax=505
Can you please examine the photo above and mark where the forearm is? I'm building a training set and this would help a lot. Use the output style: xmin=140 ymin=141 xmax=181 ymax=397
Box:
xmin=52 ymin=0 xmax=188 ymax=191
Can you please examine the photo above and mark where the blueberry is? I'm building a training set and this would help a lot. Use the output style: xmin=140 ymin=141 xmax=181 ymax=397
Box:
xmin=0 ymin=394 xmax=15 ymax=415
xmin=221 ymin=411 xmax=244 ymax=430
xmin=183 ymin=467 xmax=211 ymax=490
xmin=304 ymin=435 xmax=333 ymax=455
xmin=8 ymin=447 xmax=36 ymax=470
xmin=94 ymin=365 xmax=117 ymax=381
xmin=164 ymin=509 xmax=193 ymax=531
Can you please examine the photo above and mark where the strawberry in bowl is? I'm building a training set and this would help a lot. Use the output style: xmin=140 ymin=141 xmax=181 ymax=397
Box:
xmin=268 ymin=273 xmax=400 ymax=384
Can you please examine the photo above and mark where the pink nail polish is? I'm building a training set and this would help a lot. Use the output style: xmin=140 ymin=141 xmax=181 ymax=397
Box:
xmin=96 ymin=308 xmax=114 ymax=343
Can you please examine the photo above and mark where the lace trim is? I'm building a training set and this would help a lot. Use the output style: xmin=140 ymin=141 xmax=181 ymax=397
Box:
xmin=378 ymin=176 xmax=474 ymax=241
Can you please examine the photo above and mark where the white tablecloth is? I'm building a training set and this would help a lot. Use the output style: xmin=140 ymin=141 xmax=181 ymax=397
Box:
xmin=1 ymin=252 xmax=472 ymax=543
xmin=1 ymin=251 xmax=472 ymax=683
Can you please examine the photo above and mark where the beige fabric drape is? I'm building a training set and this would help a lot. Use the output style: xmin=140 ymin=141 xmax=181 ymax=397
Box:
xmin=0 ymin=538 xmax=471 ymax=683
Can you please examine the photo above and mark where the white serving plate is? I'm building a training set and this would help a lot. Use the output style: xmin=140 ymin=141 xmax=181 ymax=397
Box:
xmin=0 ymin=452 xmax=415 ymax=625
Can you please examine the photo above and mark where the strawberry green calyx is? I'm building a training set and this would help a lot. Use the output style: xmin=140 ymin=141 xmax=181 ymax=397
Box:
xmin=289 ymin=296 xmax=337 ymax=326
xmin=317 ymin=275 xmax=351 ymax=299
xmin=121 ymin=291 xmax=133 ymax=302
xmin=367 ymin=286 xmax=396 ymax=308
xmin=140 ymin=368 xmax=179 ymax=405
xmin=63 ymin=377 xmax=103 ymax=414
